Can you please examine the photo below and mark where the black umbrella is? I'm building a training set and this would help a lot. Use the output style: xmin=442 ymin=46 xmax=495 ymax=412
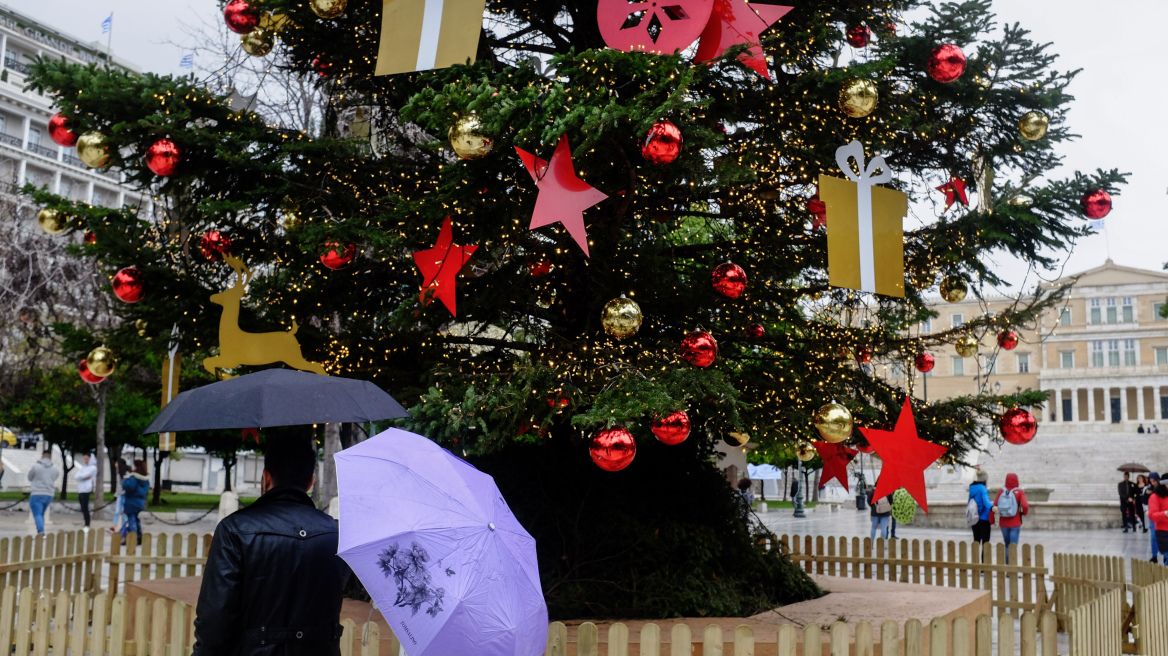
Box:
xmin=143 ymin=369 xmax=410 ymax=434
xmin=1117 ymin=463 xmax=1151 ymax=474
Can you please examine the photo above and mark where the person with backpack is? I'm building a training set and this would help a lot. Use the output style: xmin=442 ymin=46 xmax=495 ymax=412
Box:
xmin=967 ymin=470 xmax=993 ymax=551
xmin=993 ymin=473 xmax=1029 ymax=563
xmin=1148 ymin=473 xmax=1168 ymax=564
xmin=1147 ymin=473 xmax=1162 ymax=563
xmin=867 ymin=487 xmax=893 ymax=540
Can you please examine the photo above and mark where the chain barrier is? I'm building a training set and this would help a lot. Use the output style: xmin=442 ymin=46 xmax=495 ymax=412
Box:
xmin=144 ymin=506 xmax=217 ymax=526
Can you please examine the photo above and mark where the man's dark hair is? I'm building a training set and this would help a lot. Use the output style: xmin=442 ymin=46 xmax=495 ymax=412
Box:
xmin=264 ymin=436 xmax=317 ymax=490
xmin=41 ymin=449 xmax=51 ymax=457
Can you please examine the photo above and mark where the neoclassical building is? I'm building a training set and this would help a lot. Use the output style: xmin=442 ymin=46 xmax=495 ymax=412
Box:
xmin=890 ymin=260 xmax=1168 ymax=430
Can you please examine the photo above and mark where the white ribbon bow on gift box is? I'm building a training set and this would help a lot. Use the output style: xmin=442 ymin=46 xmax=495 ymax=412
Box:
xmin=836 ymin=140 xmax=892 ymax=294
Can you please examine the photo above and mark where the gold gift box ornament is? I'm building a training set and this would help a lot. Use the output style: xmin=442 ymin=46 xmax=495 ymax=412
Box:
xmin=820 ymin=141 xmax=907 ymax=298
xmin=375 ymin=0 xmax=488 ymax=77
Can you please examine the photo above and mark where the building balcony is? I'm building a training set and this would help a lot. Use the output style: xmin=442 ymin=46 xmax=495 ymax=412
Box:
xmin=3 ymin=58 xmax=28 ymax=75
xmin=0 ymin=133 xmax=20 ymax=148
xmin=26 ymin=142 xmax=58 ymax=159
xmin=1038 ymin=364 xmax=1168 ymax=383
xmin=61 ymin=152 xmax=84 ymax=168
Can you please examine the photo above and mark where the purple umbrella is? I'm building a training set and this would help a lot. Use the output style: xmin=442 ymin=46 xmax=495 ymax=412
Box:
xmin=335 ymin=428 xmax=548 ymax=656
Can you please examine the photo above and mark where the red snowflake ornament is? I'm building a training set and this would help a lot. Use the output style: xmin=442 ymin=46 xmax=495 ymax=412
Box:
xmin=597 ymin=0 xmax=714 ymax=55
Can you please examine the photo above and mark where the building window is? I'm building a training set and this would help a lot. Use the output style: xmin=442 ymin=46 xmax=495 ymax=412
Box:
xmin=1090 ymin=299 xmax=1101 ymax=324
xmin=952 ymin=357 xmax=965 ymax=376
xmin=985 ymin=356 xmax=997 ymax=374
xmin=1155 ymin=303 xmax=1166 ymax=322
xmin=921 ymin=318 xmax=932 ymax=333
xmin=27 ymin=127 xmax=40 ymax=146
xmin=890 ymin=363 xmax=902 ymax=378
xmin=952 ymin=313 xmax=964 ymax=328
xmin=1091 ymin=341 xmax=1104 ymax=367
xmin=1123 ymin=297 xmax=1134 ymax=323
xmin=1106 ymin=297 xmax=1118 ymax=324
xmin=1017 ymin=353 xmax=1030 ymax=373
xmin=1124 ymin=339 xmax=1137 ymax=366
xmin=1061 ymin=351 xmax=1075 ymax=369
xmin=1060 ymin=308 xmax=1071 ymax=326
xmin=1108 ymin=340 xmax=1120 ymax=367
xmin=1157 ymin=347 xmax=1168 ymax=366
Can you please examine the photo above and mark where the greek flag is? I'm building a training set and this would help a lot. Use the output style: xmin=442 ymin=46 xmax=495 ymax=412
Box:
xmin=1089 ymin=218 xmax=1106 ymax=232
xmin=101 ymin=14 xmax=112 ymax=34
xmin=179 ymin=53 xmax=194 ymax=69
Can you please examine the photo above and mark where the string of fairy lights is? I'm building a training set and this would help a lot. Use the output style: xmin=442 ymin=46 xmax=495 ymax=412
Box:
xmin=24 ymin=0 xmax=1121 ymax=468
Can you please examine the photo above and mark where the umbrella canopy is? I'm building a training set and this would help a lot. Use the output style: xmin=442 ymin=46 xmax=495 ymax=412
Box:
xmin=747 ymin=464 xmax=784 ymax=480
xmin=335 ymin=429 xmax=547 ymax=656
xmin=142 ymin=369 xmax=409 ymax=434
xmin=1117 ymin=463 xmax=1151 ymax=473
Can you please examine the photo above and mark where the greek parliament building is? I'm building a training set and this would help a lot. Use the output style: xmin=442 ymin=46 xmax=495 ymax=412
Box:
xmin=896 ymin=259 xmax=1168 ymax=430
xmin=0 ymin=4 xmax=144 ymax=207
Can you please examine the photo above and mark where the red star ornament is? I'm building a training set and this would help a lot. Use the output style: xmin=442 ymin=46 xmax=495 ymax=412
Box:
xmin=413 ymin=217 xmax=478 ymax=316
xmin=813 ymin=441 xmax=857 ymax=492
xmin=936 ymin=177 xmax=968 ymax=210
xmin=862 ymin=398 xmax=948 ymax=513
xmin=694 ymin=0 xmax=793 ymax=80
xmin=515 ymin=134 xmax=608 ymax=257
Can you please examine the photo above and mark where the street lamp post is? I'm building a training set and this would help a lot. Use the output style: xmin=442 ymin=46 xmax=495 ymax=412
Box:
xmin=793 ymin=457 xmax=806 ymax=518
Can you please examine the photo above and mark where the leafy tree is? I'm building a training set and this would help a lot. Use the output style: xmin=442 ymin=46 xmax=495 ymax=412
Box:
xmin=24 ymin=0 xmax=1124 ymax=617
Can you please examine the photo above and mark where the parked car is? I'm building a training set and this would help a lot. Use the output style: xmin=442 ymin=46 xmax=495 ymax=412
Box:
xmin=15 ymin=433 xmax=40 ymax=449
xmin=0 ymin=428 xmax=13 ymax=447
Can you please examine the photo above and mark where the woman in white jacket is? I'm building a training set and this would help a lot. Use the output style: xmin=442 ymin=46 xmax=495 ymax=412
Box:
xmin=74 ymin=454 xmax=97 ymax=529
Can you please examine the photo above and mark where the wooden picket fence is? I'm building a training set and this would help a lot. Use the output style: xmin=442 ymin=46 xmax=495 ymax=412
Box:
xmin=1050 ymin=553 xmax=1127 ymax=616
xmin=0 ymin=530 xmax=104 ymax=598
xmin=547 ymin=612 xmax=1061 ymax=656
xmin=1132 ymin=579 xmax=1168 ymax=656
xmin=1066 ymin=588 xmax=1124 ymax=656
xmin=777 ymin=534 xmax=1048 ymax=616
xmin=106 ymin=532 xmax=213 ymax=594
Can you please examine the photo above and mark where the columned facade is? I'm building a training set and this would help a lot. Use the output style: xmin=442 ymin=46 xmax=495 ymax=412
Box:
xmin=1040 ymin=374 xmax=1168 ymax=429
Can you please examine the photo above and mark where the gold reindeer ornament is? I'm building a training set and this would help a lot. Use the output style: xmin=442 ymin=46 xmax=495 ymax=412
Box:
xmin=203 ymin=255 xmax=327 ymax=376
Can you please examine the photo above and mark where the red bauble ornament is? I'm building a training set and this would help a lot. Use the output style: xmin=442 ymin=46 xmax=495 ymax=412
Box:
xmin=652 ymin=411 xmax=691 ymax=445
xmin=855 ymin=347 xmax=872 ymax=365
xmin=999 ymin=408 xmax=1037 ymax=445
xmin=807 ymin=196 xmax=827 ymax=229
xmin=111 ymin=267 xmax=145 ymax=304
xmin=145 ymin=138 xmax=182 ymax=176
xmin=320 ymin=242 xmax=356 ymax=270
xmin=48 ymin=113 xmax=79 ymax=147
xmin=79 ymin=359 xmax=104 ymax=384
xmin=746 ymin=323 xmax=765 ymax=339
xmin=199 ymin=231 xmax=232 ymax=261
xmin=527 ymin=259 xmax=552 ymax=276
xmin=83 ymin=231 xmax=96 ymax=244
xmin=1081 ymin=190 xmax=1112 ymax=220
xmin=712 ymin=262 xmax=747 ymax=298
xmin=312 ymin=56 xmax=333 ymax=77
xmin=590 ymin=426 xmax=637 ymax=471
xmin=927 ymin=44 xmax=966 ymax=83
xmin=224 ymin=0 xmax=260 ymax=34
xmin=845 ymin=25 xmax=871 ymax=47
xmin=997 ymin=329 xmax=1019 ymax=350
xmin=641 ymin=120 xmax=683 ymax=165
xmin=680 ymin=330 xmax=718 ymax=367
xmin=914 ymin=352 xmax=935 ymax=373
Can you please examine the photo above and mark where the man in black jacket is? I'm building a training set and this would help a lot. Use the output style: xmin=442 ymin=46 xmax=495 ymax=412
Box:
xmin=193 ymin=435 xmax=348 ymax=655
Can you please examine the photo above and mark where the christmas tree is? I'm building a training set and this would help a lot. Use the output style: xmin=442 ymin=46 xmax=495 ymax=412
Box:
xmin=25 ymin=0 xmax=1123 ymax=617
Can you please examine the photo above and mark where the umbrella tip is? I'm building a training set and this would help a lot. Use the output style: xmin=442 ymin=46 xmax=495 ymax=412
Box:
xmin=488 ymin=523 xmax=495 ymax=531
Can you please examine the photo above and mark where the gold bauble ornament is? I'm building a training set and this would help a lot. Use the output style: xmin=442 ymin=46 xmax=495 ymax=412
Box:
xmin=796 ymin=443 xmax=816 ymax=462
xmin=839 ymin=78 xmax=878 ymax=118
xmin=36 ymin=208 xmax=67 ymax=235
xmin=448 ymin=115 xmax=493 ymax=160
xmin=1008 ymin=195 xmax=1032 ymax=208
xmin=939 ymin=277 xmax=967 ymax=303
xmin=86 ymin=347 xmax=117 ymax=378
xmin=259 ymin=12 xmax=289 ymax=31
xmin=309 ymin=0 xmax=346 ymax=19
xmin=134 ymin=319 xmax=147 ymax=337
xmin=724 ymin=431 xmax=750 ymax=447
xmin=76 ymin=131 xmax=111 ymax=168
xmin=813 ymin=402 xmax=853 ymax=443
xmin=955 ymin=335 xmax=978 ymax=358
xmin=1018 ymin=111 xmax=1049 ymax=141
xmin=601 ymin=297 xmax=642 ymax=339
xmin=241 ymin=28 xmax=275 ymax=57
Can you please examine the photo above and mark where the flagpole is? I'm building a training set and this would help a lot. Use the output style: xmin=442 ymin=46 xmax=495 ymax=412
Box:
xmin=105 ymin=14 xmax=112 ymax=68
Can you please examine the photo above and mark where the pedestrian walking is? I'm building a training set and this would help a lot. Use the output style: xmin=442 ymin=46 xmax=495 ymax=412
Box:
xmin=108 ymin=458 xmax=128 ymax=536
xmin=993 ymin=473 xmax=1029 ymax=563
xmin=1120 ymin=473 xmax=1138 ymax=532
xmin=1147 ymin=473 xmax=1162 ymax=563
xmin=1149 ymin=474 xmax=1168 ymax=565
xmin=74 ymin=454 xmax=97 ymax=529
xmin=27 ymin=449 xmax=58 ymax=534
xmin=737 ymin=477 xmax=755 ymax=507
xmin=968 ymin=470 xmax=993 ymax=549
xmin=1134 ymin=475 xmax=1150 ymax=533
xmin=1138 ymin=424 xmax=1146 ymax=434
xmin=192 ymin=435 xmax=348 ymax=655
xmin=121 ymin=460 xmax=150 ymax=539
xmin=868 ymin=488 xmax=892 ymax=540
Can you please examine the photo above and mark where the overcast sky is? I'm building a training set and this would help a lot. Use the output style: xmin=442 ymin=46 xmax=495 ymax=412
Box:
xmin=8 ymin=0 xmax=1165 ymax=287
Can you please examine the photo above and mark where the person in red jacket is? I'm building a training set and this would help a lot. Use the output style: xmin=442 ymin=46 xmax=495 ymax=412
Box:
xmin=1149 ymin=473 xmax=1168 ymax=564
xmin=993 ymin=473 xmax=1030 ymax=563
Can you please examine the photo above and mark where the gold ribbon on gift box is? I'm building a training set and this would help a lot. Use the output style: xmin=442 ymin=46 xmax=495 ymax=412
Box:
xmin=159 ymin=352 xmax=181 ymax=452
xmin=375 ymin=0 xmax=487 ymax=77
xmin=820 ymin=141 xmax=907 ymax=298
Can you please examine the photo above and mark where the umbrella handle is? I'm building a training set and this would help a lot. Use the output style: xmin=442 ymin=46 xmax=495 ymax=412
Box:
xmin=363 ymin=600 xmax=378 ymax=646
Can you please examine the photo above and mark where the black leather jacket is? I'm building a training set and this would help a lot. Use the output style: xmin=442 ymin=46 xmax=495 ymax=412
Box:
xmin=192 ymin=485 xmax=349 ymax=656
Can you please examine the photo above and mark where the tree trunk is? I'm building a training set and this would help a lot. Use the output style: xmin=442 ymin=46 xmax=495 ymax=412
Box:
xmin=321 ymin=422 xmax=341 ymax=508
xmin=223 ymin=454 xmax=236 ymax=493
xmin=58 ymin=447 xmax=73 ymax=500
xmin=93 ymin=384 xmax=107 ymax=510
xmin=151 ymin=448 xmax=165 ymax=505
xmin=107 ymin=443 xmax=124 ymax=496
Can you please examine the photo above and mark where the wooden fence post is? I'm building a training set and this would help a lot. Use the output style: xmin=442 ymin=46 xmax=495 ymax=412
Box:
xmin=640 ymin=623 xmax=660 ymax=656
xmin=545 ymin=621 xmax=567 ymax=656
xmin=734 ymin=624 xmax=754 ymax=656
xmin=578 ymin=622 xmax=599 ymax=656
xmin=610 ymin=622 xmax=629 ymax=656
xmin=671 ymin=623 xmax=692 ymax=656
xmin=703 ymin=623 xmax=723 ymax=656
